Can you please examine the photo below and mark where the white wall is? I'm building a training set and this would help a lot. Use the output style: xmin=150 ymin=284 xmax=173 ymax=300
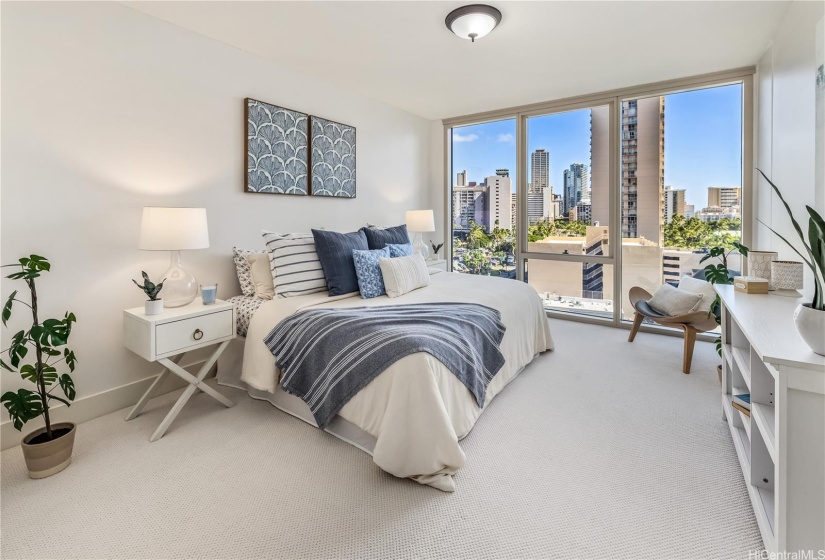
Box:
xmin=755 ymin=0 xmax=825 ymax=302
xmin=0 ymin=2 xmax=433 ymax=446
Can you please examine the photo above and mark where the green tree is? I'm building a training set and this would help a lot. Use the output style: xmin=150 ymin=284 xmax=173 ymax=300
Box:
xmin=466 ymin=221 xmax=490 ymax=250
xmin=462 ymin=249 xmax=488 ymax=274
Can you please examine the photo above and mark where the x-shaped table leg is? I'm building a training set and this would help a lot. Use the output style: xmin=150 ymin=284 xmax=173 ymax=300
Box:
xmin=126 ymin=340 xmax=235 ymax=442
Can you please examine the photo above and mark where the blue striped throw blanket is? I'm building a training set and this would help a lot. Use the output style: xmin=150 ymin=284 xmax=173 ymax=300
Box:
xmin=264 ymin=303 xmax=507 ymax=428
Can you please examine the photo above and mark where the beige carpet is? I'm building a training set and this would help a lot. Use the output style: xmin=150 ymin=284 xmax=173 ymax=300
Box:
xmin=1 ymin=320 xmax=762 ymax=559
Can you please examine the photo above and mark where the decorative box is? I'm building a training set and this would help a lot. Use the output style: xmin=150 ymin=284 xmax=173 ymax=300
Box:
xmin=733 ymin=276 xmax=769 ymax=294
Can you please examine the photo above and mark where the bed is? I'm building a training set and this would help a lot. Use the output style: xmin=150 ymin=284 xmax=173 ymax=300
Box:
xmin=217 ymin=270 xmax=554 ymax=491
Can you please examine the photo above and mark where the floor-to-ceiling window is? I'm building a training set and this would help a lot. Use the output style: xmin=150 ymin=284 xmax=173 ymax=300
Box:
xmin=449 ymin=118 xmax=517 ymax=278
xmin=444 ymin=71 xmax=751 ymax=331
xmin=618 ymin=84 xmax=744 ymax=326
xmin=521 ymin=102 xmax=615 ymax=319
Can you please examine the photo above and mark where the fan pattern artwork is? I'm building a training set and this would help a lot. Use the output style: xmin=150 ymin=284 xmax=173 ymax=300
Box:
xmin=310 ymin=116 xmax=356 ymax=198
xmin=245 ymin=98 xmax=309 ymax=195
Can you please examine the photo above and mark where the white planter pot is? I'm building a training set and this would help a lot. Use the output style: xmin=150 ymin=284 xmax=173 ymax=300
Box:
xmin=145 ymin=299 xmax=164 ymax=315
xmin=793 ymin=303 xmax=825 ymax=356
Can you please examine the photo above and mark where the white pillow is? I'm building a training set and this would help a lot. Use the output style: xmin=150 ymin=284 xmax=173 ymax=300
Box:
xmin=677 ymin=275 xmax=716 ymax=314
xmin=378 ymin=253 xmax=430 ymax=298
xmin=261 ymin=231 xmax=327 ymax=298
xmin=245 ymin=253 xmax=275 ymax=300
xmin=647 ymin=283 xmax=703 ymax=316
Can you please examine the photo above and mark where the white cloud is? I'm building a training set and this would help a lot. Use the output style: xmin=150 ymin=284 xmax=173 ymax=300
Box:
xmin=497 ymin=133 xmax=514 ymax=143
xmin=452 ymin=132 xmax=479 ymax=143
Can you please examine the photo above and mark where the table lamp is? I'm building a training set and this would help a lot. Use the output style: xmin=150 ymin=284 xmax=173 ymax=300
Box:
xmin=139 ymin=207 xmax=209 ymax=307
xmin=405 ymin=209 xmax=435 ymax=260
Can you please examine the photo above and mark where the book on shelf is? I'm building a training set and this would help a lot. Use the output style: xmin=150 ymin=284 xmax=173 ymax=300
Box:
xmin=733 ymin=392 xmax=751 ymax=412
xmin=732 ymin=401 xmax=751 ymax=417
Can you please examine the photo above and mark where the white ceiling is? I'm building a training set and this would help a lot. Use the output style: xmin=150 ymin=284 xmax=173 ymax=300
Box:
xmin=124 ymin=1 xmax=790 ymax=120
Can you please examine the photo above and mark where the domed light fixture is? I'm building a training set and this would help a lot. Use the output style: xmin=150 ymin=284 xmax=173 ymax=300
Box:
xmin=445 ymin=4 xmax=502 ymax=42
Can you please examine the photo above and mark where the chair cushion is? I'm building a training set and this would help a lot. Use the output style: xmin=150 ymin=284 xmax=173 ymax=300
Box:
xmin=647 ymin=283 xmax=704 ymax=316
xmin=678 ymin=275 xmax=716 ymax=314
xmin=635 ymin=300 xmax=667 ymax=318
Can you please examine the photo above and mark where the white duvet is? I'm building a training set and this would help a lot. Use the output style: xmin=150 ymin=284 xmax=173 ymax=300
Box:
xmin=241 ymin=271 xmax=554 ymax=491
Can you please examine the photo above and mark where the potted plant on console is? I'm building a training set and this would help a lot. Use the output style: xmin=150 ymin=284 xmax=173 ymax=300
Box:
xmin=1 ymin=255 xmax=78 ymax=478
xmin=758 ymin=170 xmax=825 ymax=356
xmin=133 ymin=271 xmax=165 ymax=315
xmin=700 ymin=240 xmax=749 ymax=359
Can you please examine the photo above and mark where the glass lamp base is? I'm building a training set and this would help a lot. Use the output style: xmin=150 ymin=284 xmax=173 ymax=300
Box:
xmin=412 ymin=234 xmax=430 ymax=260
xmin=161 ymin=251 xmax=198 ymax=307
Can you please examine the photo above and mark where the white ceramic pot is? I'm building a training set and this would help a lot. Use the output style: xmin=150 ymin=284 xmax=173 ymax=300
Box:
xmin=793 ymin=303 xmax=825 ymax=356
xmin=145 ymin=299 xmax=164 ymax=315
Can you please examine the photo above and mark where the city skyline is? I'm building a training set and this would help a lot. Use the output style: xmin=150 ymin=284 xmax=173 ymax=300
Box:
xmin=451 ymin=83 xmax=743 ymax=210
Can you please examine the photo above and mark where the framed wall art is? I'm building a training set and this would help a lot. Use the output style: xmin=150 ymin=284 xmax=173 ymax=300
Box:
xmin=310 ymin=115 xmax=356 ymax=198
xmin=245 ymin=98 xmax=309 ymax=195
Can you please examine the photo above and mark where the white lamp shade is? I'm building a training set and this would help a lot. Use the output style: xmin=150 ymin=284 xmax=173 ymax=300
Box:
xmin=138 ymin=207 xmax=210 ymax=250
xmin=405 ymin=209 xmax=435 ymax=233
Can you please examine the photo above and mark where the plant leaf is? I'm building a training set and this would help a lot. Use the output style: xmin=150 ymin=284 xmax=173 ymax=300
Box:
xmin=757 ymin=218 xmax=815 ymax=271
xmin=758 ymin=169 xmax=817 ymax=268
xmin=0 ymin=389 xmax=43 ymax=431
xmin=3 ymin=290 xmax=17 ymax=326
xmin=59 ymin=374 xmax=76 ymax=401
xmin=64 ymin=349 xmax=77 ymax=372
xmin=0 ymin=357 xmax=13 ymax=372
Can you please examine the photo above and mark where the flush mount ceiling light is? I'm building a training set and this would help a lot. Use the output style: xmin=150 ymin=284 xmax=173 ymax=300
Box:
xmin=445 ymin=4 xmax=502 ymax=42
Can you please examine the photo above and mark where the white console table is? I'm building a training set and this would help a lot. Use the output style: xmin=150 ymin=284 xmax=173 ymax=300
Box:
xmin=716 ymin=285 xmax=825 ymax=554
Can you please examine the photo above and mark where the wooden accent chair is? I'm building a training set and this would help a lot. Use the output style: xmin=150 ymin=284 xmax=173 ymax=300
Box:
xmin=627 ymin=287 xmax=718 ymax=374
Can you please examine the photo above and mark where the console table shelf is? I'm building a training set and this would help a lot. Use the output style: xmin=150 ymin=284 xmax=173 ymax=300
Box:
xmin=716 ymin=285 xmax=824 ymax=554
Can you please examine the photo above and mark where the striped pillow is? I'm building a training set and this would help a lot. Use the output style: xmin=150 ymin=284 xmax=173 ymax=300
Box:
xmin=378 ymin=253 xmax=430 ymax=298
xmin=262 ymin=231 xmax=327 ymax=298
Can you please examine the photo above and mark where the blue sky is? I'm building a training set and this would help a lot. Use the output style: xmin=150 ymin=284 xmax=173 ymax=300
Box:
xmin=451 ymin=83 xmax=743 ymax=209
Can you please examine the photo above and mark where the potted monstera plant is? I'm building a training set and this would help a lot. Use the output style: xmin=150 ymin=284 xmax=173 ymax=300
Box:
xmin=2 ymin=255 xmax=78 ymax=478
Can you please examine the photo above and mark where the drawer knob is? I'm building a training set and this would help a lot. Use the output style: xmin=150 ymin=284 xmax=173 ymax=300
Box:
xmin=193 ymin=329 xmax=204 ymax=341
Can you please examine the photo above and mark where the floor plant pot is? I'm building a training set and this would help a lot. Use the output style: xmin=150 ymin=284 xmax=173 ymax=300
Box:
xmin=794 ymin=303 xmax=825 ymax=356
xmin=145 ymin=298 xmax=163 ymax=315
xmin=21 ymin=422 xmax=76 ymax=479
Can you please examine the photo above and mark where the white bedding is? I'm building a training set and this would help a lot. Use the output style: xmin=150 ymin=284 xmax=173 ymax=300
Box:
xmin=241 ymin=271 xmax=554 ymax=491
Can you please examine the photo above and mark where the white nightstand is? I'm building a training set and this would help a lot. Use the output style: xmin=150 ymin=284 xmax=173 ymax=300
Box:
xmin=426 ymin=258 xmax=448 ymax=271
xmin=123 ymin=299 xmax=236 ymax=441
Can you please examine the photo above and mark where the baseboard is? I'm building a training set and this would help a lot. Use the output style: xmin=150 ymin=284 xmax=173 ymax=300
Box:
xmin=0 ymin=358 xmax=211 ymax=451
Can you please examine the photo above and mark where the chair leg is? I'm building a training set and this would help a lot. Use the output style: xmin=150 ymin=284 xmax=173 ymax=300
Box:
xmin=682 ymin=326 xmax=697 ymax=374
xmin=628 ymin=312 xmax=644 ymax=342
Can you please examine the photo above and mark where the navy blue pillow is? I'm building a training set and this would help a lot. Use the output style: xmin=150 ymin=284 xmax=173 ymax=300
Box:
xmin=361 ymin=225 xmax=410 ymax=250
xmin=312 ymin=229 xmax=369 ymax=296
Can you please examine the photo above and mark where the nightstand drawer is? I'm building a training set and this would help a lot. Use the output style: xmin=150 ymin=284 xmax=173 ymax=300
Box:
xmin=155 ymin=309 xmax=233 ymax=356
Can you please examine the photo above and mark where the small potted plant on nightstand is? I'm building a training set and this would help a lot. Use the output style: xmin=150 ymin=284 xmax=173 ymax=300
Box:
xmin=430 ymin=241 xmax=444 ymax=260
xmin=1 ymin=255 xmax=78 ymax=478
xmin=133 ymin=271 xmax=165 ymax=315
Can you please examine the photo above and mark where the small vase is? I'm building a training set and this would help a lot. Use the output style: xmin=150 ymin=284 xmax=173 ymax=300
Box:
xmin=145 ymin=299 xmax=164 ymax=315
xmin=747 ymin=251 xmax=777 ymax=287
xmin=21 ymin=422 xmax=76 ymax=479
xmin=793 ymin=303 xmax=825 ymax=356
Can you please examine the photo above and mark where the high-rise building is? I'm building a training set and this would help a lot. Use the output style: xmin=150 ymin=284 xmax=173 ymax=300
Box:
xmin=576 ymin=200 xmax=593 ymax=225
xmin=452 ymin=186 xmax=486 ymax=230
xmin=563 ymin=163 xmax=589 ymax=217
xmin=527 ymin=191 xmax=546 ymax=225
xmin=664 ymin=185 xmax=686 ymax=223
xmin=531 ymin=149 xmax=550 ymax=191
xmin=707 ymin=186 xmax=741 ymax=208
xmin=591 ymin=97 xmax=665 ymax=242
xmin=685 ymin=204 xmax=695 ymax=219
xmin=484 ymin=173 xmax=512 ymax=233
xmin=456 ymin=170 xmax=467 ymax=187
